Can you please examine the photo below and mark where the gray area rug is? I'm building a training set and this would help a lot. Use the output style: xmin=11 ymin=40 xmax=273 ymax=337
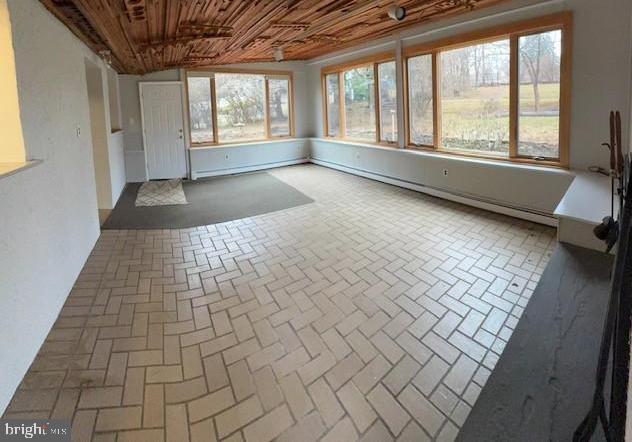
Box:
xmin=102 ymin=171 xmax=314 ymax=230
xmin=135 ymin=179 xmax=188 ymax=206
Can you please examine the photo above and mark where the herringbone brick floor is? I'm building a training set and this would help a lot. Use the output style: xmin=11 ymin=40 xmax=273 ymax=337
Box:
xmin=3 ymin=165 xmax=556 ymax=441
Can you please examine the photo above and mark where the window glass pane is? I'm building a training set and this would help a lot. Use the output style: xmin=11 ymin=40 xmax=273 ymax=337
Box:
xmin=215 ymin=73 xmax=265 ymax=142
xmin=441 ymin=39 xmax=510 ymax=155
xmin=326 ymin=73 xmax=340 ymax=137
xmin=518 ymin=30 xmax=561 ymax=159
xmin=378 ymin=61 xmax=398 ymax=143
xmin=268 ymin=78 xmax=290 ymax=137
xmin=344 ymin=66 xmax=375 ymax=141
xmin=407 ymin=55 xmax=434 ymax=146
xmin=187 ymin=77 xmax=213 ymax=143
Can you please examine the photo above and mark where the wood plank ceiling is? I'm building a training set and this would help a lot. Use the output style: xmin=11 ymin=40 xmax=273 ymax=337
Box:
xmin=40 ymin=0 xmax=511 ymax=74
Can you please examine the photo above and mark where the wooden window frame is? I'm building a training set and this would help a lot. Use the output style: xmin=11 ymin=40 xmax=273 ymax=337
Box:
xmin=185 ymin=68 xmax=295 ymax=147
xmin=403 ymin=11 xmax=572 ymax=167
xmin=321 ymin=51 xmax=397 ymax=147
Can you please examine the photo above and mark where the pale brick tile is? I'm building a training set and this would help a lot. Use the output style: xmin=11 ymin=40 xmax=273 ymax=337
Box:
xmin=243 ymin=404 xmax=295 ymax=442
xmin=371 ymin=330 xmax=404 ymax=364
xmin=276 ymin=411 xmax=325 ymax=442
xmin=448 ymin=331 xmax=487 ymax=362
xmin=436 ymin=421 xmax=459 ymax=442
xmin=104 ymin=352 xmax=128 ymax=386
xmin=412 ymin=356 xmax=450 ymax=396
xmin=367 ymin=383 xmax=410 ymax=436
xmin=280 ymin=372 xmax=314 ymax=418
xmin=199 ymin=333 xmax=238 ymax=357
xmin=51 ymin=388 xmax=80 ymax=420
xmin=398 ymin=421 xmax=431 ymax=442
xmin=322 ymin=417 xmax=358 ymax=442
xmin=166 ymin=403 xmax=189 ymax=442
xmin=444 ymin=354 xmax=478 ymax=395
xmin=122 ymin=367 xmax=145 ymax=405
xmin=164 ymin=334 xmax=181 ymax=365
xmin=383 ymin=311 xmax=415 ymax=338
xmin=146 ymin=365 xmax=183 ymax=383
xmin=421 ymin=332 xmax=460 ymax=364
xmin=383 ymin=355 xmax=420 ymax=396
xmin=128 ymin=350 xmax=162 ymax=367
xmin=325 ymin=353 xmax=364 ymax=391
xmin=253 ymin=366 xmax=284 ymax=411
xmin=337 ymin=381 xmax=376 ymax=433
xmin=395 ymin=332 xmax=432 ymax=365
xmin=358 ymin=311 xmax=390 ymax=338
xmin=307 ymin=378 xmax=344 ymax=427
xmin=481 ymin=307 xmax=508 ymax=335
xmin=71 ymin=409 xmax=97 ymax=442
xmin=144 ymin=384 xmax=164 ymax=427
xmin=188 ymin=386 xmax=235 ymax=423
xmin=203 ymin=353 xmax=229 ymax=392
xmin=89 ymin=340 xmax=112 ymax=369
xmin=297 ymin=350 xmax=336 ymax=386
xmin=228 ymin=359 xmax=255 ymax=401
xmin=298 ymin=326 xmax=326 ymax=357
xmin=321 ymin=328 xmax=352 ymax=361
xmin=252 ymin=319 xmax=279 ymax=347
xmin=118 ymin=429 xmax=164 ymax=442
xmin=336 ymin=310 xmax=368 ymax=336
xmin=223 ymin=338 xmax=261 ymax=365
xmin=78 ymin=386 xmax=123 ymax=409
xmin=352 ymin=354 xmax=391 ymax=394
xmin=95 ymin=406 xmax=142 ymax=432
xmin=190 ymin=418 xmax=217 ymax=442
xmin=457 ymin=308 xmax=486 ymax=337
xmin=346 ymin=330 xmax=378 ymax=363
xmin=272 ymin=346 xmax=310 ymax=379
xmin=182 ymin=345 xmax=204 ymax=379
xmin=247 ymin=342 xmax=286 ymax=372
xmin=215 ymin=396 xmax=264 ymax=439
xmin=165 ymin=376 xmax=207 ymax=403
xmin=360 ymin=420 xmax=393 ymax=442
xmin=398 ymin=385 xmax=444 ymax=437
xmin=430 ymin=384 xmax=459 ymax=415
xmin=275 ymin=323 xmax=302 ymax=352
xmin=435 ymin=311 xmax=463 ymax=339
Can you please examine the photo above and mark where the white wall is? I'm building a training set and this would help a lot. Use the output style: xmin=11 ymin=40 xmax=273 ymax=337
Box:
xmin=0 ymin=0 xmax=103 ymax=413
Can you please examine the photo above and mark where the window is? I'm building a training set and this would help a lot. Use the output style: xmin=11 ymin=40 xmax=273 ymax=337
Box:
xmin=407 ymin=54 xmax=433 ymax=146
xmin=378 ymin=61 xmax=398 ymax=143
xmin=440 ymin=40 xmax=510 ymax=156
xmin=403 ymin=12 xmax=571 ymax=166
xmin=185 ymin=70 xmax=293 ymax=145
xmin=344 ymin=66 xmax=375 ymax=141
xmin=187 ymin=77 xmax=214 ymax=144
xmin=268 ymin=78 xmax=291 ymax=137
xmin=322 ymin=52 xmax=397 ymax=145
xmin=518 ymin=29 xmax=562 ymax=159
xmin=325 ymin=74 xmax=340 ymax=137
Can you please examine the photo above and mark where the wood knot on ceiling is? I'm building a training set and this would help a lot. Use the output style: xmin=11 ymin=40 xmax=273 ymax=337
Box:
xmin=39 ymin=0 xmax=510 ymax=74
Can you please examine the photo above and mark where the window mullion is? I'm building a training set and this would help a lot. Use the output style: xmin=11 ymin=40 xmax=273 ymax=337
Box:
xmin=264 ymin=78 xmax=271 ymax=139
xmin=509 ymin=35 xmax=519 ymax=158
xmin=339 ymin=71 xmax=345 ymax=137
xmin=210 ymin=76 xmax=218 ymax=144
xmin=432 ymin=51 xmax=440 ymax=150
xmin=374 ymin=63 xmax=380 ymax=143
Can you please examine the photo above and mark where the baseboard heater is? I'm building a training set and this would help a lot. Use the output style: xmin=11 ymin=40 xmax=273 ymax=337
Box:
xmin=310 ymin=158 xmax=557 ymax=227
xmin=191 ymin=159 xmax=309 ymax=180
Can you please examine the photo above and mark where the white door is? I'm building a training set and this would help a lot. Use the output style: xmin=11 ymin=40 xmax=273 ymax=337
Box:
xmin=140 ymin=82 xmax=187 ymax=180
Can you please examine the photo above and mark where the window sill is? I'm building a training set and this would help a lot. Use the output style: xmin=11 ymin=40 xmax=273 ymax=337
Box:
xmin=189 ymin=137 xmax=305 ymax=150
xmin=0 ymin=160 xmax=42 ymax=181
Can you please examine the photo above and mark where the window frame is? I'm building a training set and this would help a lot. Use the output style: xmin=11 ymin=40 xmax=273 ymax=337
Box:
xmin=185 ymin=68 xmax=295 ymax=147
xmin=403 ymin=11 xmax=572 ymax=167
xmin=321 ymin=51 xmax=397 ymax=146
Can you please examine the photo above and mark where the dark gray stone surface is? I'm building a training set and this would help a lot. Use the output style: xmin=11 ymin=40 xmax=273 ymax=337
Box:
xmin=459 ymin=243 xmax=614 ymax=442
xmin=102 ymin=171 xmax=314 ymax=229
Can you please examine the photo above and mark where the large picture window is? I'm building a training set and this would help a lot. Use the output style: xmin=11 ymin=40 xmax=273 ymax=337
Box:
xmin=403 ymin=12 xmax=571 ymax=166
xmin=186 ymin=70 xmax=293 ymax=145
xmin=322 ymin=53 xmax=397 ymax=145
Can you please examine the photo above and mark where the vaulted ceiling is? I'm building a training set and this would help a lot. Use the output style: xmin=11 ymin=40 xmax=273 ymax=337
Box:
xmin=40 ymin=0 xmax=510 ymax=74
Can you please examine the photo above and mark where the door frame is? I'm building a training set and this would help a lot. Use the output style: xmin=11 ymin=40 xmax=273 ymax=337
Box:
xmin=139 ymin=81 xmax=189 ymax=180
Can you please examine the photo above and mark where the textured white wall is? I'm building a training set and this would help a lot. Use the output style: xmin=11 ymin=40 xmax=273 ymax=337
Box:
xmin=0 ymin=0 xmax=102 ymax=413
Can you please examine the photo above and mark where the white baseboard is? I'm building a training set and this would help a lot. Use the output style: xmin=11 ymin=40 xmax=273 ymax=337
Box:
xmin=310 ymin=158 xmax=557 ymax=227
xmin=192 ymin=159 xmax=309 ymax=180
